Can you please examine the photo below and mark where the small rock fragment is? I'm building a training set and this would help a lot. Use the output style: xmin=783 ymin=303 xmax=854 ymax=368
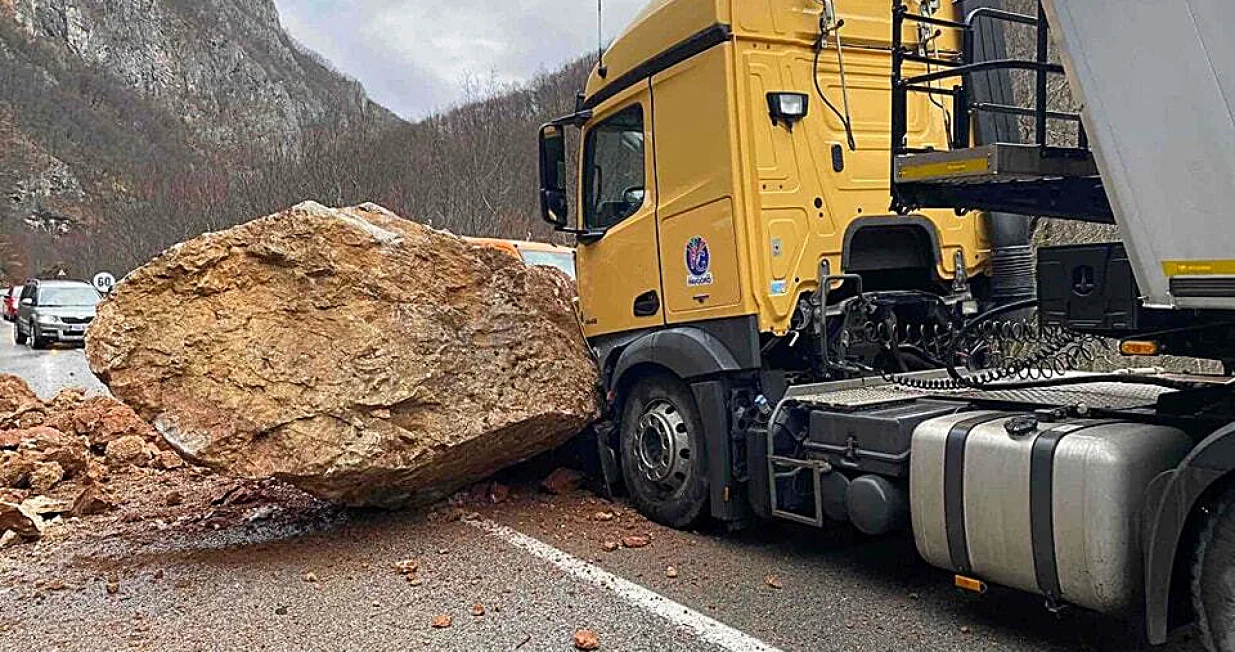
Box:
xmin=573 ymin=629 xmax=601 ymax=650
xmin=471 ymin=603 xmax=485 ymax=617
xmin=600 ymin=541 xmax=619 ymax=552
xmin=960 ymin=626 xmax=972 ymax=635
xmin=0 ymin=454 xmax=34 ymax=489
xmin=28 ymin=461 xmax=65 ymax=492
xmin=153 ymin=451 xmax=186 ymax=471
xmin=164 ymin=490 xmax=184 ymax=507
xmin=592 ymin=511 xmax=615 ymax=522
xmin=765 ymin=574 xmax=784 ymax=590
xmin=394 ymin=559 xmax=419 ymax=576
xmin=431 ymin=614 xmax=452 ymax=629
xmin=621 ymin=535 xmax=650 ymax=549
xmin=489 ymin=483 xmax=510 ymax=504
xmin=0 ymin=501 xmax=44 ymax=539
xmin=303 ymin=572 xmax=319 ymax=583
xmin=21 ymin=495 xmax=70 ymax=516
xmin=72 ymin=486 xmax=115 ymax=517
xmin=275 ymin=605 xmax=288 ymax=616
xmin=542 ymin=468 xmax=584 ymax=495
xmin=104 ymin=436 xmax=151 ymax=468
xmin=665 ymin=566 xmax=679 ymax=579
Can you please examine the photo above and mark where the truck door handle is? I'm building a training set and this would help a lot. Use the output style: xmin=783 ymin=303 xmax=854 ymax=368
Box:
xmin=633 ymin=291 xmax=660 ymax=317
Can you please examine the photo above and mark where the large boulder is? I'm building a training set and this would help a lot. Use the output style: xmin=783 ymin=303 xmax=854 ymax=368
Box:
xmin=87 ymin=202 xmax=598 ymax=507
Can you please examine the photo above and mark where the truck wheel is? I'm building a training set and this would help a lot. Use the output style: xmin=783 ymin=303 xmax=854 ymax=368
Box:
xmin=13 ymin=325 xmax=26 ymax=345
xmin=619 ymin=373 xmax=709 ymax=529
xmin=1193 ymin=484 xmax=1235 ymax=652
xmin=30 ymin=328 xmax=47 ymax=350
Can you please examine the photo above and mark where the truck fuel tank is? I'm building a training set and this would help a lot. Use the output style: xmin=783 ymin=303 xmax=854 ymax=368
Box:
xmin=910 ymin=412 xmax=1192 ymax=614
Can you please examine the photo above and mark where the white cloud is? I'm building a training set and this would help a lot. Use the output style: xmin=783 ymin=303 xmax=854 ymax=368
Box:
xmin=273 ymin=0 xmax=647 ymax=119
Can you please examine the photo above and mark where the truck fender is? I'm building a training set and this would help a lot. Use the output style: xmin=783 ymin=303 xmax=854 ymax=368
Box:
xmin=606 ymin=328 xmax=750 ymax=523
xmin=1144 ymin=423 xmax=1235 ymax=644
xmin=609 ymin=327 xmax=743 ymax=395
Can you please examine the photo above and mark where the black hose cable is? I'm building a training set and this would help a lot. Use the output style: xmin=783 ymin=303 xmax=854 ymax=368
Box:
xmin=807 ymin=0 xmax=858 ymax=153
xmin=882 ymin=298 xmax=1205 ymax=392
xmin=811 ymin=43 xmax=856 ymax=150
xmin=949 ymin=372 xmax=1204 ymax=392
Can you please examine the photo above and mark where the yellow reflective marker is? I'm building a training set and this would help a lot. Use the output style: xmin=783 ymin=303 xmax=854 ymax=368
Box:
xmin=898 ymin=156 xmax=991 ymax=181
xmin=1162 ymin=260 xmax=1235 ymax=277
xmin=954 ymin=575 xmax=987 ymax=594
xmin=1120 ymin=340 xmax=1160 ymax=357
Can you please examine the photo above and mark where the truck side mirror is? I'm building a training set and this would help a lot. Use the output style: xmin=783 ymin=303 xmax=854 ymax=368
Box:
xmin=20 ymin=298 xmax=33 ymax=307
xmin=539 ymin=124 xmax=570 ymax=229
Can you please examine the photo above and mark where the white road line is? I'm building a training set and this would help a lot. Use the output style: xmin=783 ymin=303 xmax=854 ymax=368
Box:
xmin=469 ymin=519 xmax=785 ymax=652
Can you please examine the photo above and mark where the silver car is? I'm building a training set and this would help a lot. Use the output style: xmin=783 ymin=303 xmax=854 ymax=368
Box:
xmin=14 ymin=280 xmax=102 ymax=349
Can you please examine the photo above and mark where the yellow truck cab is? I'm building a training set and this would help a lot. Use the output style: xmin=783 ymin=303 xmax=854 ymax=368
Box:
xmin=538 ymin=0 xmax=1033 ymax=527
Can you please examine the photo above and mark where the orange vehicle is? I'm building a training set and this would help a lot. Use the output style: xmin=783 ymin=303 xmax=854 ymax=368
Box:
xmin=465 ymin=237 xmax=576 ymax=280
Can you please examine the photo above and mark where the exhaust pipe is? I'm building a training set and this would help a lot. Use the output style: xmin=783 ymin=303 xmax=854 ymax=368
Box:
xmin=963 ymin=0 xmax=1037 ymax=306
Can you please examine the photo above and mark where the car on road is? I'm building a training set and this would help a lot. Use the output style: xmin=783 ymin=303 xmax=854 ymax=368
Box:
xmin=13 ymin=279 xmax=103 ymax=349
xmin=2 ymin=286 xmax=19 ymax=322
xmin=465 ymin=237 xmax=577 ymax=280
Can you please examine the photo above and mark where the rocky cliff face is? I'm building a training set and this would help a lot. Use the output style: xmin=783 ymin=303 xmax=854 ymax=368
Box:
xmin=2 ymin=0 xmax=397 ymax=152
xmin=0 ymin=0 xmax=402 ymax=280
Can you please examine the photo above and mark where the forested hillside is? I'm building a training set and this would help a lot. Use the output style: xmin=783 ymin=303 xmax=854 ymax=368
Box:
xmin=0 ymin=0 xmax=592 ymax=281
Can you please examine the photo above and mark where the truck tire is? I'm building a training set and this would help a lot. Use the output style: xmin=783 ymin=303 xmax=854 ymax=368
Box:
xmin=13 ymin=324 xmax=26 ymax=345
xmin=1193 ymin=484 xmax=1235 ymax=652
xmin=619 ymin=373 xmax=709 ymax=529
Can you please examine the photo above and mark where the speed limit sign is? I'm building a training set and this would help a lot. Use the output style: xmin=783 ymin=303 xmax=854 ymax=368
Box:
xmin=92 ymin=272 xmax=117 ymax=294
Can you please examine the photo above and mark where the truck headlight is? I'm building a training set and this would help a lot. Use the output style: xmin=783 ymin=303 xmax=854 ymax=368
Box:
xmin=37 ymin=314 xmax=61 ymax=325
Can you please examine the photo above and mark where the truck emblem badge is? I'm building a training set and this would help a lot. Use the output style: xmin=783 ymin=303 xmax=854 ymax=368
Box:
xmin=686 ymin=236 xmax=714 ymax=287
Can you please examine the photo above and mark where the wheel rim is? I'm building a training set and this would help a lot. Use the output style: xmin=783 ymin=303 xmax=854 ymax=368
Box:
xmin=634 ymin=399 xmax=693 ymax=492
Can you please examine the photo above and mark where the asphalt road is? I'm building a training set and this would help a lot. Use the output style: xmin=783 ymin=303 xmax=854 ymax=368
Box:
xmin=1 ymin=322 xmax=108 ymax=398
xmin=0 ymin=324 xmax=1205 ymax=652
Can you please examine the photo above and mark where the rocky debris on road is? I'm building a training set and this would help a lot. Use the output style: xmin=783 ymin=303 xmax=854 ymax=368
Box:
xmin=0 ymin=374 xmax=324 ymax=549
xmin=0 ymin=375 xmax=40 ymax=415
xmin=71 ymin=485 xmax=114 ymax=516
xmin=431 ymin=614 xmax=453 ymax=629
xmin=88 ymin=202 xmax=599 ymax=508
xmin=620 ymin=535 xmax=651 ymax=549
xmin=394 ymin=559 xmax=419 ymax=576
xmin=0 ymin=376 xmax=167 ymax=542
xmin=0 ymin=501 xmax=44 ymax=539
xmin=542 ymin=468 xmax=585 ymax=496
xmin=765 ymin=574 xmax=784 ymax=590
xmin=573 ymin=629 xmax=601 ymax=650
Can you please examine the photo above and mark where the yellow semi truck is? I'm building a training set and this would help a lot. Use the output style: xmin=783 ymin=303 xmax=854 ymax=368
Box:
xmin=537 ymin=0 xmax=1028 ymax=526
xmin=542 ymin=1 xmax=1235 ymax=648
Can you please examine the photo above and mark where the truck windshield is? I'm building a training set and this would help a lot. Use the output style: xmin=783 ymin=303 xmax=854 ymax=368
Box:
xmin=520 ymin=251 xmax=576 ymax=280
xmin=39 ymin=286 xmax=102 ymax=307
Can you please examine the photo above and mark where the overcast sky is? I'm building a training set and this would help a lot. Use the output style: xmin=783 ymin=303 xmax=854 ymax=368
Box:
xmin=272 ymin=0 xmax=648 ymax=119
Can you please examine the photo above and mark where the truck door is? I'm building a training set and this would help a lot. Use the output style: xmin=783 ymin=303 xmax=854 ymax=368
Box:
xmin=651 ymin=45 xmax=744 ymax=324
xmin=576 ymin=93 xmax=665 ymax=337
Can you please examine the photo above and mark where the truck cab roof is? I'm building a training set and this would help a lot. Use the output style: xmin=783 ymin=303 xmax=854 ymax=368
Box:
xmin=585 ymin=0 xmax=924 ymax=106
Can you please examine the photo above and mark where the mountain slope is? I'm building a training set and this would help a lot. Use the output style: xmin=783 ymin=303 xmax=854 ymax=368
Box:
xmin=3 ymin=0 xmax=396 ymax=151
xmin=0 ymin=0 xmax=400 ymax=278
xmin=0 ymin=0 xmax=594 ymax=281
